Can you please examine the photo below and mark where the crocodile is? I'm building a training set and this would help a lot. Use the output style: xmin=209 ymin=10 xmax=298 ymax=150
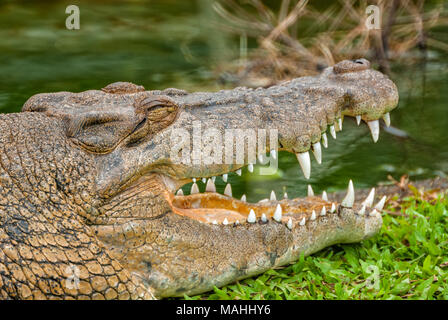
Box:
xmin=0 ymin=58 xmax=399 ymax=299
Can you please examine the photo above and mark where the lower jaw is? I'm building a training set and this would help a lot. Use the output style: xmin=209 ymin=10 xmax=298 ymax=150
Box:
xmin=124 ymin=176 xmax=384 ymax=298
xmin=146 ymin=203 xmax=380 ymax=298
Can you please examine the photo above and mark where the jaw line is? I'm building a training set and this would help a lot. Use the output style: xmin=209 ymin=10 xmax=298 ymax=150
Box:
xmin=157 ymin=113 xmax=389 ymax=227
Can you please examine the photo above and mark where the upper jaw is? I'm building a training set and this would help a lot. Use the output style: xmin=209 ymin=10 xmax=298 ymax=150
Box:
xmin=163 ymin=63 xmax=398 ymax=179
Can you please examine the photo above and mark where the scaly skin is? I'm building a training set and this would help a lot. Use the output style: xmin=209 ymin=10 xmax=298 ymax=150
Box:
xmin=0 ymin=59 xmax=398 ymax=299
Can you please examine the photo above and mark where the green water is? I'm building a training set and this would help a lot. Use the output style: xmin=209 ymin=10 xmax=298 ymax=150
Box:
xmin=0 ymin=0 xmax=447 ymax=201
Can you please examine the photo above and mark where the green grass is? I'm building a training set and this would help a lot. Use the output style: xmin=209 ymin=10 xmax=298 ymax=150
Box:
xmin=186 ymin=192 xmax=448 ymax=300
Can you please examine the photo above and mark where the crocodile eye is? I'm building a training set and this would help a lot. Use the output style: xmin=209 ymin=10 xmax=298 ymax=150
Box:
xmin=126 ymin=95 xmax=180 ymax=147
xmin=143 ymin=100 xmax=177 ymax=121
xmin=137 ymin=97 xmax=178 ymax=122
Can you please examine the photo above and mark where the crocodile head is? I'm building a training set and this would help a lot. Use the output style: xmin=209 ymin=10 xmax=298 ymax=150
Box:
xmin=21 ymin=59 xmax=398 ymax=298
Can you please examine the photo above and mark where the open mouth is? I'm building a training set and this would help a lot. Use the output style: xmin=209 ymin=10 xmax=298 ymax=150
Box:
xmin=168 ymin=115 xmax=390 ymax=228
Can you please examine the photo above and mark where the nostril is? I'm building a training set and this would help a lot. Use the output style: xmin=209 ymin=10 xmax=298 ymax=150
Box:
xmin=334 ymin=58 xmax=370 ymax=74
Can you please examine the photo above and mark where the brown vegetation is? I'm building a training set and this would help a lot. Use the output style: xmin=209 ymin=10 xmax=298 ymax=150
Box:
xmin=214 ymin=0 xmax=448 ymax=86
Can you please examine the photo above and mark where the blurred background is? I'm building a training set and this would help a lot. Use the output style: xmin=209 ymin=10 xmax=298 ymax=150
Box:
xmin=0 ymin=0 xmax=447 ymax=201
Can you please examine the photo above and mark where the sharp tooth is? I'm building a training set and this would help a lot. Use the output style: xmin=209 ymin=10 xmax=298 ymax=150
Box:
xmin=310 ymin=210 xmax=316 ymax=220
xmin=212 ymin=220 xmax=218 ymax=225
xmin=273 ymin=204 xmax=282 ymax=222
xmin=261 ymin=213 xmax=268 ymax=223
xmin=296 ymin=151 xmax=311 ymax=179
xmin=370 ymin=209 xmax=380 ymax=217
xmin=356 ymin=115 xmax=362 ymax=126
xmin=202 ymin=178 xmax=206 ymax=183
xmin=258 ymin=153 xmax=265 ymax=163
xmin=383 ymin=113 xmax=391 ymax=127
xmin=312 ymin=142 xmax=322 ymax=164
xmin=248 ymin=163 xmax=254 ymax=173
xmin=307 ymin=185 xmax=314 ymax=197
xmin=330 ymin=125 xmax=337 ymax=139
xmin=322 ymin=191 xmax=328 ymax=201
xmin=241 ymin=194 xmax=247 ymax=202
xmin=247 ymin=209 xmax=256 ymax=223
xmin=287 ymin=218 xmax=293 ymax=230
xmin=270 ymin=190 xmax=277 ymax=201
xmin=222 ymin=173 xmax=228 ymax=182
xmin=341 ymin=180 xmax=355 ymax=208
xmin=258 ymin=199 xmax=268 ymax=203
xmin=322 ymin=132 xmax=328 ymax=148
xmin=223 ymin=218 xmax=229 ymax=225
xmin=362 ymin=188 xmax=375 ymax=207
xmin=224 ymin=183 xmax=232 ymax=197
xmin=334 ymin=120 xmax=340 ymax=131
xmin=283 ymin=192 xmax=288 ymax=199
xmin=367 ymin=120 xmax=380 ymax=143
xmin=211 ymin=176 xmax=216 ymax=183
xmin=374 ymin=196 xmax=387 ymax=211
xmin=271 ymin=149 xmax=277 ymax=160
xmin=191 ymin=183 xmax=199 ymax=194
xmin=359 ymin=205 xmax=366 ymax=216
xmin=338 ymin=118 xmax=343 ymax=131
xmin=205 ymin=179 xmax=216 ymax=192
xmin=236 ymin=169 xmax=242 ymax=176
xmin=299 ymin=217 xmax=306 ymax=226
xmin=235 ymin=220 xmax=240 ymax=225
xmin=192 ymin=178 xmax=197 ymax=183
xmin=330 ymin=203 xmax=336 ymax=213
xmin=176 ymin=189 xmax=184 ymax=196
xmin=320 ymin=206 xmax=326 ymax=216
